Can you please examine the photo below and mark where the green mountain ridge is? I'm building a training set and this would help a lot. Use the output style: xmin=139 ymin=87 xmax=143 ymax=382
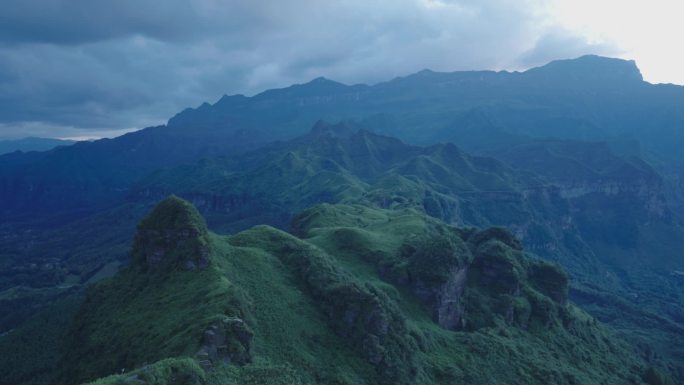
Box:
xmin=4 ymin=123 xmax=682 ymax=382
xmin=8 ymin=197 xmax=666 ymax=385
xmin=128 ymin=124 xmax=684 ymax=380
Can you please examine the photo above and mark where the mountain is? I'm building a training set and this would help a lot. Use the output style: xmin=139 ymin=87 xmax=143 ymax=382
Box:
xmin=522 ymin=55 xmax=644 ymax=87
xmin=129 ymin=124 xmax=684 ymax=374
xmin=131 ymin=123 xmax=674 ymax=270
xmin=167 ymin=55 xmax=684 ymax=161
xmin=131 ymin=123 xmax=599 ymax=277
xmin=0 ymin=137 xmax=75 ymax=155
xmin=3 ymin=55 xmax=684 ymax=224
xmin=0 ymin=126 xmax=268 ymax=223
xmin=2 ymin=56 xmax=684 ymax=383
xmin=3 ymin=122 xmax=683 ymax=381
xmin=0 ymin=197 xmax=665 ymax=385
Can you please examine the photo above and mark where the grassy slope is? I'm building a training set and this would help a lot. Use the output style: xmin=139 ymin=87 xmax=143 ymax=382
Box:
xmin=54 ymin=200 xmax=659 ymax=385
xmin=58 ymin=261 xmax=240 ymax=383
xmin=290 ymin=204 xmax=650 ymax=384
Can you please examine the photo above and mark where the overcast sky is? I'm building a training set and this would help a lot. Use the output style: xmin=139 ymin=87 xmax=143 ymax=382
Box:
xmin=0 ymin=0 xmax=681 ymax=140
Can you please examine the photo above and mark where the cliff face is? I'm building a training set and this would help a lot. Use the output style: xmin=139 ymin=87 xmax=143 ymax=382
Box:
xmin=495 ymin=140 xmax=672 ymax=253
xmin=500 ymin=140 xmax=669 ymax=219
xmin=407 ymin=227 xmax=569 ymax=332
xmin=552 ymin=176 xmax=669 ymax=250
xmin=555 ymin=177 xmax=668 ymax=220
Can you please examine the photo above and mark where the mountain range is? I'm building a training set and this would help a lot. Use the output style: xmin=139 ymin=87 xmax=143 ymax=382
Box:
xmin=0 ymin=137 xmax=74 ymax=155
xmin=1 ymin=55 xmax=683 ymax=385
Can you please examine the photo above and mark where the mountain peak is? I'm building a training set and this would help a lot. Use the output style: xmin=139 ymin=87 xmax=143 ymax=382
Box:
xmin=309 ymin=120 xmax=361 ymax=138
xmin=415 ymin=69 xmax=435 ymax=76
xmin=309 ymin=76 xmax=333 ymax=83
xmin=524 ymin=55 xmax=643 ymax=86
xmin=299 ymin=76 xmax=348 ymax=92
xmin=133 ymin=196 xmax=210 ymax=271
xmin=138 ymin=195 xmax=207 ymax=233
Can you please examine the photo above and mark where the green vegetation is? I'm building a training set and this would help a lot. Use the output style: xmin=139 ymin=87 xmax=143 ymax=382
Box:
xmin=0 ymin=294 xmax=83 ymax=385
xmin=0 ymin=203 xmax=147 ymax=331
xmin=5 ymin=122 xmax=683 ymax=383
xmin=2 ymin=197 xmax=665 ymax=385
xmin=230 ymin=225 xmax=419 ymax=384
xmin=82 ymin=358 xmax=205 ymax=385
xmin=55 ymin=197 xmax=247 ymax=384
xmin=2 ymin=56 xmax=684 ymax=384
xmin=132 ymin=195 xmax=211 ymax=271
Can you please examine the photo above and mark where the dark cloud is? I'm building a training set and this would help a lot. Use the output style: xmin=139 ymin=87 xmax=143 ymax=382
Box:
xmin=0 ymin=1 xmax=317 ymax=46
xmin=1 ymin=0 xmax=223 ymax=44
xmin=0 ymin=0 xmax=618 ymax=139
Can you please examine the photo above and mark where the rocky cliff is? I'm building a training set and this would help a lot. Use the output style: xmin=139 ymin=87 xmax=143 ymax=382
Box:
xmin=133 ymin=195 xmax=211 ymax=271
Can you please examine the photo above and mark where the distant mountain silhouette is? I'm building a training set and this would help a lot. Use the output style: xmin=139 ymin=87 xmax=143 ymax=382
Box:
xmin=0 ymin=137 xmax=74 ymax=155
xmin=3 ymin=55 xmax=683 ymax=222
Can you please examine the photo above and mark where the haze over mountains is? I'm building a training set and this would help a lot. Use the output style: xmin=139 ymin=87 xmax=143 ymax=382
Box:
xmin=0 ymin=137 xmax=75 ymax=155
xmin=1 ymin=55 xmax=684 ymax=385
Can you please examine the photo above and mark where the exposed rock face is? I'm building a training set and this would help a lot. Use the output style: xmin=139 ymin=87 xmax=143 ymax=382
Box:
xmin=434 ymin=267 xmax=467 ymax=330
xmin=497 ymin=140 xmax=672 ymax=252
xmin=196 ymin=317 xmax=253 ymax=370
xmin=133 ymin=196 xmax=211 ymax=271
xmin=556 ymin=177 xmax=668 ymax=219
xmin=394 ymin=227 xmax=569 ymax=332
xmin=409 ymin=265 xmax=469 ymax=330
xmin=398 ymin=233 xmax=472 ymax=330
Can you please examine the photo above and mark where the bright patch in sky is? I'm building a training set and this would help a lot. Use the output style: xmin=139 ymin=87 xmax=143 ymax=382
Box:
xmin=549 ymin=0 xmax=684 ymax=84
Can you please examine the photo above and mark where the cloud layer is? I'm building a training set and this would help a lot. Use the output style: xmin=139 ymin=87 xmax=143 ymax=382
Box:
xmin=0 ymin=0 xmax=621 ymax=139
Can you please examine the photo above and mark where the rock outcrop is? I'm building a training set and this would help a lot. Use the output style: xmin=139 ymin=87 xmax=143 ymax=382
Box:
xmin=196 ymin=317 xmax=253 ymax=370
xmin=464 ymin=229 xmax=569 ymax=330
xmin=399 ymin=232 xmax=472 ymax=330
xmin=132 ymin=196 xmax=211 ymax=271
xmin=433 ymin=266 xmax=468 ymax=330
xmin=390 ymin=227 xmax=569 ymax=332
